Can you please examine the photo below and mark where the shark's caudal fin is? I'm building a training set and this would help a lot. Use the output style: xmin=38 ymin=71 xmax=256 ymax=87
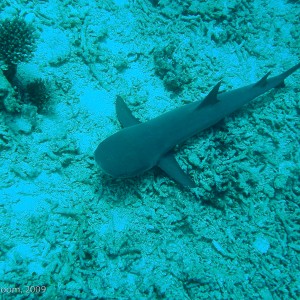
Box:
xmin=279 ymin=62 xmax=300 ymax=80
xmin=254 ymin=62 xmax=300 ymax=89
xmin=274 ymin=62 xmax=300 ymax=87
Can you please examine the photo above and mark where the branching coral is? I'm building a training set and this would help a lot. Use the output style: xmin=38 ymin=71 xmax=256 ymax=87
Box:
xmin=0 ymin=16 xmax=37 ymax=81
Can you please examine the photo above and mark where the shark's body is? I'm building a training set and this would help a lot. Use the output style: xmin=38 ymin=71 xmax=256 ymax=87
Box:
xmin=95 ymin=63 xmax=300 ymax=188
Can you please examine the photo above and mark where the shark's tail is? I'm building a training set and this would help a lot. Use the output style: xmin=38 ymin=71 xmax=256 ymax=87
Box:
xmin=279 ymin=62 xmax=300 ymax=80
xmin=254 ymin=62 xmax=300 ymax=90
xmin=267 ymin=62 xmax=300 ymax=89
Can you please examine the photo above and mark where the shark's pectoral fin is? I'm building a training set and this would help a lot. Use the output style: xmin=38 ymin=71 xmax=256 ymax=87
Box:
xmin=157 ymin=153 xmax=196 ymax=188
xmin=116 ymin=96 xmax=141 ymax=127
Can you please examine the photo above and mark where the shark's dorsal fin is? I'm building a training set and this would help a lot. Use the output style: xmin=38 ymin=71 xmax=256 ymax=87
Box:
xmin=158 ymin=153 xmax=196 ymax=188
xmin=197 ymin=81 xmax=221 ymax=109
xmin=116 ymin=96 xmax=141 ymax=127
xmin=254 ymin=71 xmax=271 ymax=88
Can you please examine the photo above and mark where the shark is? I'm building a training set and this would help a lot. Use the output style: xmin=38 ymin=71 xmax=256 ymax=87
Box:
xmin=94 ymin=62 xmax=300 ymax=188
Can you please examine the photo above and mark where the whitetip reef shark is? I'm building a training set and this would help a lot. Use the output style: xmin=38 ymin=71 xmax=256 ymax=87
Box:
xmin=95 ymin=62 xmax=300 ymax=188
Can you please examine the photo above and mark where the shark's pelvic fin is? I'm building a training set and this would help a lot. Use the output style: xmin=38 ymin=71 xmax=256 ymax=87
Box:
xmin=158 ymin=153 xmax=196 ymax=188
xmin=116 ymin=96 xmax=140 ymax=127
xmin=198 ymin=81 xmax=221 ymax=109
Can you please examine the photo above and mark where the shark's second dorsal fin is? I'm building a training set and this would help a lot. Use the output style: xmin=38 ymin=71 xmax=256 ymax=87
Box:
xmin=254 ymin=71 xmax=271 ymax=88
xmin=197 ymin=81 xmax=221 ymax=109
xmin=116 ymin=96 xmax=141 ymax=127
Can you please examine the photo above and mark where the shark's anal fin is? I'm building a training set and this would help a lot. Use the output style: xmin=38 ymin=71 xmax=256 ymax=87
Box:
xmin=158 ymin=153 xmax=196 ymax=188
xmin=197 ymin=81 xmax=221 ymax=109
xmin=116 ymin=96 xmax=141 ymax=127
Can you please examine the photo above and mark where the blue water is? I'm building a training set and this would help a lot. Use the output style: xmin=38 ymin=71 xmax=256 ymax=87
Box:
xmin=0 ymin=0 xmax=299 ymax=299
